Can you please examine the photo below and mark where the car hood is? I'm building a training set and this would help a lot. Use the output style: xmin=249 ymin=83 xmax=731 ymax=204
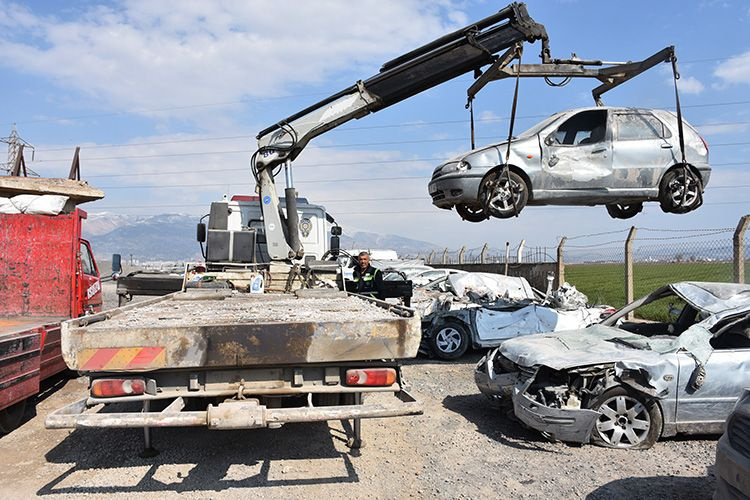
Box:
xmin=499 ymin=323 xmax=712 ymax=372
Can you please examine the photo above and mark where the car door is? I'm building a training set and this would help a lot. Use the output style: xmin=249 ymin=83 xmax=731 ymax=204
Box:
xmin=611 ymin=111 xmax=676 ymax=189
xmin=674 ymin=347 xmax=750 ymax=433
xmin=539 ymin=109 xmax=613 ymax=195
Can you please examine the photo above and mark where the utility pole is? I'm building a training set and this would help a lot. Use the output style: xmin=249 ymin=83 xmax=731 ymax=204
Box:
xmin=1 ymin=125 xmax=36 ymax=175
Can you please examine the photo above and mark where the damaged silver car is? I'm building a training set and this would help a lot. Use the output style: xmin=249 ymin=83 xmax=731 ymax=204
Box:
xmin=428 ymin=107 xmax=710 ymax=221
xmin=475 ymin=282 xmax=750 ymax=449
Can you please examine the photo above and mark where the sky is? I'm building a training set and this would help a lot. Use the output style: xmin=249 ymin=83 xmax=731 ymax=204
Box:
xmin=1 ymin=0 xmax=750 ymax=251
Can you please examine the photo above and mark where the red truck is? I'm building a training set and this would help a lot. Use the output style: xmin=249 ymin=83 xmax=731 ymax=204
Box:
xmin=0 ymin=208 xmax=103 ymax=433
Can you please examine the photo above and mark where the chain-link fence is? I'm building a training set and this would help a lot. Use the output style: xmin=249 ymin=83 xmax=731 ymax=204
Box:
xmin=420 ymin=243 xmax=555 ymax=265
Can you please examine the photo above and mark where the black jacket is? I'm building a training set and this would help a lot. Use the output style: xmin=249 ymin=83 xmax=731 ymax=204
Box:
xmin=351 ymin=265 xmax=383 ymax=298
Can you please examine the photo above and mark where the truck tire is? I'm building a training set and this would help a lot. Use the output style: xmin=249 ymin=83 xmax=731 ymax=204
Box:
xmin=430 ymin=320 xmax=470 ymax=360
xmin=0 ymin=400 xmax=26 ymax=434
xmin=590 ymin=386 xmax=662 ymax=450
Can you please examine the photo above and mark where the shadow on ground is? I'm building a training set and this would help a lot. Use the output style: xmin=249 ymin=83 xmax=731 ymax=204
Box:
xmin=586 ymin=470 xmax=716 ymax=500
xmin=39 ymin=417 xmax=359 ymax=495
xmin=442 ymin=393 xmax=561 ymax=453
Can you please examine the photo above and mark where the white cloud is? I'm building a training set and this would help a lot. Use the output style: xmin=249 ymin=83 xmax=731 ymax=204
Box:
xmin=675 ymin=75 xmax=705 ymax=94
xmin=714 ymin=50 xmax=750 ymax=85
xmin=0 ymin=1 xmax=463 ymax=124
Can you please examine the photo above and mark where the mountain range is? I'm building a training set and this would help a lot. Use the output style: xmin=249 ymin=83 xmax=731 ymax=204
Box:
xmin=83 ymin=212 xmax=442 ymax=262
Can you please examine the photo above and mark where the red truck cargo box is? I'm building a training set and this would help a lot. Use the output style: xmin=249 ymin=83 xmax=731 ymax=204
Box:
xmin=0 ymin=209 xmax=85 ymax=318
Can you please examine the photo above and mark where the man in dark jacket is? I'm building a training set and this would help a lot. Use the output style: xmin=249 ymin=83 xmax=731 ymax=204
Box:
xmin=351 ymin=251 xmax=383 ymax=299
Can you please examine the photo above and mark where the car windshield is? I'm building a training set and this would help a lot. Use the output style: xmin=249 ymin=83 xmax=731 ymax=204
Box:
xmin=516 ymin=112 xmax=565 ymax=139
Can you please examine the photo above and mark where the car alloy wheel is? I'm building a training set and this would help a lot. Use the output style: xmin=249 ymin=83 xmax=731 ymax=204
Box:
xmin=591 ymin=386 xmax=662 ymax=449
xmin=605 ymin=202 xmax=643 ymax=220
xmin=659 ymin=167 xmax=702 ymax=214
xmin=456 ymin=204 xmax=489 ymax=222
xmin=481 ymin=170 xmax=528 ymax=219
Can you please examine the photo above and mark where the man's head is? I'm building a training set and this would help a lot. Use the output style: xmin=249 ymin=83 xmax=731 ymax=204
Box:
xmin=357 ymin=251 xmax=370 ymax=271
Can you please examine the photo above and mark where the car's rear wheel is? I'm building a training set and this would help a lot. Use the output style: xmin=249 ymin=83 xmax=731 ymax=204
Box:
xmin=430 ymin=320 xmax=469 ymax=360
xmin=456 ymin=204 xmax=489 ymax=222
xmin=659 ymin=167 xmax=702 ymax=214
xmin=481 ymin=170 xmax=528 ymax=219
xmin=605 ymin=202 xmax=643 ymax=220
xmin=590 ymin=386 xmax=662 ymax=450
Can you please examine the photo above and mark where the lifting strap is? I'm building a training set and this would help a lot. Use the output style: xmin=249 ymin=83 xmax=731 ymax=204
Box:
xmin=670 ymin=53 xmax=702 ymax=209
xmin=502 ymin=44 xmax=523 ymax=217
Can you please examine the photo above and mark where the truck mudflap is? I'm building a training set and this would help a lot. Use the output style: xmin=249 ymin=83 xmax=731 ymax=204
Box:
xmin=45 ymin=390 xmax=422 ymax=430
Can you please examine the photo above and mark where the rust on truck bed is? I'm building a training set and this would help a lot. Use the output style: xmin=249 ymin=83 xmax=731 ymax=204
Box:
xmin=62 ymin=290 xmax=421 ymax=372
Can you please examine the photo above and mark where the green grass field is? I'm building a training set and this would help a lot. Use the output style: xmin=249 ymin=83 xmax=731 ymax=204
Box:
xmin=565 ymin=260 xmax=744 ymax=321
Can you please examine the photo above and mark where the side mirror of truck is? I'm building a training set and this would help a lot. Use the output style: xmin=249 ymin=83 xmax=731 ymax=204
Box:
xmin=111 ymin=253 xmax=122 ymax=274
xmin=329 ymin=234 xmax=340 ymax=257
xmin=331 ymin=226 xmax=342 ymax=236
xmin=196 ymin=222 xmax=206 ymax=243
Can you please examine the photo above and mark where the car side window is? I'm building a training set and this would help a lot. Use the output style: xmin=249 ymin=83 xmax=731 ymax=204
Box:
xmin=552 ymin=110 xmax=608 ymax=146
xmin=615 ymin=113 xmax=670 ymax=141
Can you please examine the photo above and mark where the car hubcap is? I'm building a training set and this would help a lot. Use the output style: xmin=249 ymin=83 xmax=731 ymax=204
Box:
xmin=667 ymin=174 xmax=699 ymax=207
xmin=487 ymin=178 xmax=523 ymax=212
xmin=596 ymin=395 xmax=650 ymax=448
xmin=435 ymin=327 xmax=462 ymax=353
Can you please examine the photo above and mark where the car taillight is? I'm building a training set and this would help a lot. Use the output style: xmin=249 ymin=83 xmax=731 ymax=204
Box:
xmin=91 ymin=378 xmax=146 ymax=398
xmin=345 ymin=368 xmax=397 ymax=386
xmin=700 ymin=135 xmax=709 ymax=154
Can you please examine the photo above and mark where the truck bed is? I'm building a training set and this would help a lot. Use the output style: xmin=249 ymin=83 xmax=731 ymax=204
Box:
xmin=62 ymin=290 xmax=421 ymax=372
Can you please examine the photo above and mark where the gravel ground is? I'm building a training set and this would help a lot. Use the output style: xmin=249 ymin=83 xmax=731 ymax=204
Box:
xmin=0 ymin=284 xmax=718 ymax=499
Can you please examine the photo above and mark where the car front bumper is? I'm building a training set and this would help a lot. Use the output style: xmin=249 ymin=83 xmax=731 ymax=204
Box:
xmin=512 ymin=384 xmax=600 ymax=443
xmin=474 ymin=355 xmax=520 ymax=401
xmin=428 ymin=174 xmax=483 ymax=208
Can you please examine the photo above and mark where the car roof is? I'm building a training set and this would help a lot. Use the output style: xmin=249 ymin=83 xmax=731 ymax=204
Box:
xmin=670 ymin=281 xmax=750 ymax=314
xmin=561 ymin=106 xmax=668 ymax=114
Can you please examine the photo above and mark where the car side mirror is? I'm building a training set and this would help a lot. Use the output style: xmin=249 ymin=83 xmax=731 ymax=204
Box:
xmin=111 ymin=253 xmax=122 ymax=274
xmin=544 ymin=134 xmax=554 ymax=146
xmin=196 ymin=222 xmax=206 ymax=243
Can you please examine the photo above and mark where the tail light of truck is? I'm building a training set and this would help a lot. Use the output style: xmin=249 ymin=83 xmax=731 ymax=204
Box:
xmin=91 ymin=378 xmax=146 ymax=398
xmin=345 ymin=368 xmax=397 ymax=386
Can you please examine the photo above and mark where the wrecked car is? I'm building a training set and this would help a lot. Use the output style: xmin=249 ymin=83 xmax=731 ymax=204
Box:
xmin=422 ymin=274 xmax=607 ymax=360
xmin=714 ymin=388 xmax=750 ymax=498
xmin=475 ymin=282 xmax=750 ymax=449
xmin=428 ymin=107 xmax=710 ymax=221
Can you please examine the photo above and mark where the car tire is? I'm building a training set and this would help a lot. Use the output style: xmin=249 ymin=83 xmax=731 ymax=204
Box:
xmin=605 ymin=202 xmax=643 ymax=220
xmin=590 ymin=386 xmax=662 ymax=450
xmin=430 ymin=320 xmax=470 ymax=360
xmin=481 ymin=169 xmax=528 ymax=219
xmin=0 ymin=399 xmax=26 ymax=434
xmin=659 ymin=166 xmax=703 ymax=214
xmin=456 ymin=204 xmax=489 ymax=222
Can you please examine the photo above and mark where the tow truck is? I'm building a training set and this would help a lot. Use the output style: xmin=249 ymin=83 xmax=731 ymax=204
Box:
xmin=45 ymin=2 xmax=688 ymax=453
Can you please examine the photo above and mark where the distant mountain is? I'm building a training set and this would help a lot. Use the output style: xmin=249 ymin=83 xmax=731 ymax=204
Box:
xmin=84 ymin=213 xmax=441 ymax=262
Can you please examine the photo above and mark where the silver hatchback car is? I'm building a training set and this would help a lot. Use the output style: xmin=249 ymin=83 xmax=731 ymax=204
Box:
xmin=428 ymin=107 xmax=711 ymax=221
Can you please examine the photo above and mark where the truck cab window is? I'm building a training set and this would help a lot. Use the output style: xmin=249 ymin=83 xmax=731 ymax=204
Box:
xmin=80 ymin=243 xmax=95 ymax=276
xmin=553 ymin=110 xmax=608 ymax=146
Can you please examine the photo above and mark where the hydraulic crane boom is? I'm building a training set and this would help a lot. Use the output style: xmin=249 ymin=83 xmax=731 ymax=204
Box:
xmin=252 ymin=2 xmax=547 ymax=261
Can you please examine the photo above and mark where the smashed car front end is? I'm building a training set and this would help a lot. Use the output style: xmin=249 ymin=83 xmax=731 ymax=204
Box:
xmin=474 ymin=348 xmax=529 ymax=401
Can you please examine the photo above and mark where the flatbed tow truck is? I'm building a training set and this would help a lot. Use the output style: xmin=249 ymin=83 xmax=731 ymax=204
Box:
xmin=45 ymin=2 xmax=687 ymax=452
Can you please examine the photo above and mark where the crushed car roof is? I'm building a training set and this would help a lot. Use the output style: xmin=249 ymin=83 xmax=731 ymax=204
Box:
xmin=671 ymin=282 xmax=750 ymax=314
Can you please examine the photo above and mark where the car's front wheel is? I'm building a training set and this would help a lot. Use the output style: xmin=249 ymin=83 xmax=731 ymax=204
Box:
xmin=659 ymin=167 xmax=703 ymax=214
xmin=480 ymin=170 xmax=528 ymax=219
xmin=430 ymin=320 xmax=470 ymax=360
xmin=605 ymin=202 xmax=643 ymax=219
xmin=590 ymin=386 xmax=662 ymax=450
xmin=456 ymin=204 xmax=489 ymax=222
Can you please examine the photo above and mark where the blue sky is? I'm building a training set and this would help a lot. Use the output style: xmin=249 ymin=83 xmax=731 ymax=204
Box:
xmin=1 ymin=0 xmax=749 ymax=250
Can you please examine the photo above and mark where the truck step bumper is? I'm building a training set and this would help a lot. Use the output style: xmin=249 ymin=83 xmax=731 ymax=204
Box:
xmin=45 ymin=391 xmax=422 ymax=429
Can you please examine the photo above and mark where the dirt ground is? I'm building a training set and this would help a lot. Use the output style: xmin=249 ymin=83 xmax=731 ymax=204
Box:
xmin=0 ymin=284 xmax=718 ymax=499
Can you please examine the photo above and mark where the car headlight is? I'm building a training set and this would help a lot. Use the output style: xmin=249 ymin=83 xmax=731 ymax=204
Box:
xmin=457 ymin=161 xmax=470 ymax=171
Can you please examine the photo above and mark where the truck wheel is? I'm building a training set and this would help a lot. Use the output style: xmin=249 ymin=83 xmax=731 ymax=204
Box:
xmin=605 ymin=203 xmax=643 ymax=220
xmin=0 ymin=400 xmax=26 ymax=434
xmin=430 ymin=321 xmax=469 ymax=360
xmin=456 ymin=204 xmax=489 ymax=222
xmin=590 ymin=386 xmax=662 ymax=450
xmin=481 ymin=170 xmax=528 ymax=219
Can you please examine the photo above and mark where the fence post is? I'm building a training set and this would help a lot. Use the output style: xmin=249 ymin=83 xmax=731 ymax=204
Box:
xmin=516 ymin=239 xmax=526 ymax=264
xmin=556 ymin=237 xmax=567 ymax=287
xmin=427 ymin=250 xmax=435 ymax=265
xmin=442 ymin=248 xmax=448 ymax=265
xmin=480 ymin=243 xmax=488 ymax=264
xmin=625 ymin=226 xmax=637 ymax=320
xmin=504 ymin=242 xmax=510 ymax=275
xmin=458 ymin=246 xmax=466 ymax=264
xmin=734 ymin=215 xmax=750 ymax=283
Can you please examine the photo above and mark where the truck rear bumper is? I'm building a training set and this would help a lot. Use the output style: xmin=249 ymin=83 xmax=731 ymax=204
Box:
xmin=46 ymin=390 xmax=422 ymax=429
